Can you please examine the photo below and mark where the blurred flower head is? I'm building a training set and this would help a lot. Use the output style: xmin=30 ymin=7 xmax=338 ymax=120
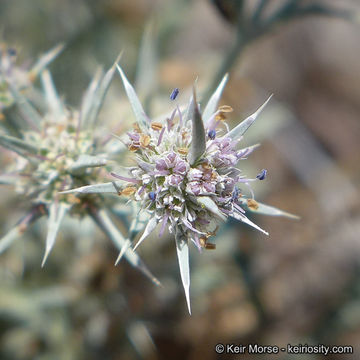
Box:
xmin=2 ymin=70 xmax=109 ymax=213
xmin=1 ymin=59 xmax=160 ymax=285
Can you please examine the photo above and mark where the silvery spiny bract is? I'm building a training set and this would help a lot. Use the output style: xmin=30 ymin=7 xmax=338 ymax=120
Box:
xmin=66 ymin=66 xmax=298 ymax=313
xmin=0 ymin=61 xmax=159 ymax=285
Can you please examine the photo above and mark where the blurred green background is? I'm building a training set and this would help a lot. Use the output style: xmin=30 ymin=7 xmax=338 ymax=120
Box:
xmin=0 ymin=0 xmax=359 ymax=359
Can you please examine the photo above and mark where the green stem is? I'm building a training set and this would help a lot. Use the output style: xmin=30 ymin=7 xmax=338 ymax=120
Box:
xmin=252 ymin=0 xmax=268 ymax=24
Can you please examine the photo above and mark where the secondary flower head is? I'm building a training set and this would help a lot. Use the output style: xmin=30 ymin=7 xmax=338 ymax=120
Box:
xmin=0 ymin=68 xmax=110 ymax=265
xmin=0 ymin=63 xmax=160 ymax=285
xmin=66 ymin=66 xmax=298 ymax=313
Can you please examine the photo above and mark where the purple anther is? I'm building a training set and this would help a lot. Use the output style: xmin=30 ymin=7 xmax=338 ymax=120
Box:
xmin=170 ymin=88 xmax=179 ymax=101
xmin=149 ymin=191 xmax=156 ymax=201
xmin=208 ymin=129 xmax=216 ymax=140
xmin=256 ymin=169 xmax=267 ymax=180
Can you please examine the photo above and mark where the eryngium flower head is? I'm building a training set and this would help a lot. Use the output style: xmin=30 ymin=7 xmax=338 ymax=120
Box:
xmin=0 ymin=64 xmax=161 ymax=285
xmin=66 ymin=67 xmax=298 ymax=313
xmin=119 ymin=96 xmax=271 ymax=248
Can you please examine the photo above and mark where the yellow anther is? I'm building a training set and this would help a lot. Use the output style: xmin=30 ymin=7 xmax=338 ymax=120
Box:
xmin=218 ymin=105 xmax=233 ymax=113
xmin=151 ymin=122 xmax=163 ymax=131
xmin=247 ymin=198 xmax=259 ymax=210
xmin=140 ymin=134 xmax=151 ymax=147
xmin=121 ymin=186 xmax=137 ymax=196
xmin=178 ymin=147 xmax=188 ymax=155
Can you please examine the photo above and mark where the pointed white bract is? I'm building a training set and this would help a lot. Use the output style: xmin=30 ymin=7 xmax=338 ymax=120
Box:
xmin=115 ymin=239 xmax=132 ymax=265
xmin=69 ymin=154 xmax=107 ymax=174
xmin=231 ymin=211 xmax=269 ymax=235
xmin=42 ymin=202 xmax=69 ymax=267
xmin=7 ymin=82 xmax=42 ymax=129
xmin=41 ymin=70 xmax=64 ymax=119
xmin=188 ymin=89 xmax=206 ymax=165
xmin=81 ymin=68 xmax=104 ymax=126
xmin=0 ymin=134 xmax=38 ymax=157
xmin=238 ymin=198 xmax=300 ymax=219
xmin=60 ymin=181 xmax=123 ymax=194
xmin=0 ymin=207 xmax=44 ymax=254
xmin=203 ymin=73 xmax=229 ymax=124
xmin=228 ymin=95 xmax=273 ymax=140
xmin=0 ymin=226 xmax=22 ymax=254
xmin=184 ymin=92 xmax=195 ymax=123
xmin=87 ymin=60 xmax=119 ymax=127
xmin=117 ymin=64 xmax=149 ymax=129
xmin=133 ymin=216 xmax=158 ymax=251
xmin=196 ymin=196 xmax=226 ymax=221
xmin=29 ymin=43 xmax=65 ymax=78
xmin=175 ymin=229 xmax=191 ymax=315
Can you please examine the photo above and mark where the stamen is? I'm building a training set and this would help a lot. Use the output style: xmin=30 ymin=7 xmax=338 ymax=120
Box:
xmin=151 ymin=122 xmax=163 ymax=131
xmin=218 ymin=105 xmax=233 ymax=113
xmin=170 ymin=88 xmax=179 ymax=100
xmin=149 ymin=191 xmax=156 ymax=201
xmin=133 ymin=123 xmax=141 ymax=133
xmin=247 ymin=198 xmax=259 ymax=210
xmin=256 ymin=169 xmax=267 ymax=180
xmin=121 ymin=186 xmax=137 ymax=196
xmin=178 ymin=147 xmax=188 ymax=155
xmin=215 ymin=112 xmax=226 ymax=121
xmin=231 ymin=186 xmax=239 ymax=202
xmin=208 ymin=129 xmax=216 ymax=140
xmin=157 ymin=127 xmax=165 ymax=146
xmin=140 ymin=134 xmax=151 ymax=147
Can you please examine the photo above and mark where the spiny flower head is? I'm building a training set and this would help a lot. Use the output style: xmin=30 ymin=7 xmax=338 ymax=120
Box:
xmin=0 ymin=68 xmax=111 ymax=265
xmin=2 ymin=70 xmax=106 ymax=211
xmin=13 ymin=110 xmax=94 ymax=202
xmin=120 ymin=98 xmax=269 ymax=250
xmin=66 ymin=67 xmax=298 ymax=313
xmin=0 ymin=64 xmax=161 ymax=284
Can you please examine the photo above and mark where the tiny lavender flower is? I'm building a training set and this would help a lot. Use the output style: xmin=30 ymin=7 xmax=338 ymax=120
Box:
xmin=66 ymin=67 xmax=298 ymax=313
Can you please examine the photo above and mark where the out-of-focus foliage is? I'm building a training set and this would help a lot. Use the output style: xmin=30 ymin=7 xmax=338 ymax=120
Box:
xmin=0 ymin=0 xmax=360 ymax=359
